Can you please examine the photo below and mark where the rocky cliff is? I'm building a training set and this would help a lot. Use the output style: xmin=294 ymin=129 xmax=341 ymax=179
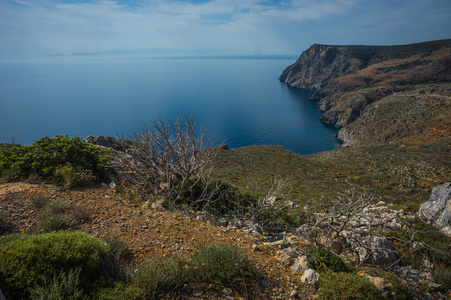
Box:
xmin=280 ymin=39 xmax=451 ymax=146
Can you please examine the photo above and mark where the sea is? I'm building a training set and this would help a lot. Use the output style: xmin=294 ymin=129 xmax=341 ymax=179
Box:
xmin=0 ymin=56 xmax=339 ymax=155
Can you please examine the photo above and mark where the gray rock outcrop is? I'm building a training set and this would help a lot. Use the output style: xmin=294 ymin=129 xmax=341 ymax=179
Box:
xmin=419 ymin=182 xmax=451 ymax=236
xmin=84 ymin=135 xmax=119 ymax=149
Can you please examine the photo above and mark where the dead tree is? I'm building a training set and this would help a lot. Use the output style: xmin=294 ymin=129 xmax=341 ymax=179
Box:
xmin=114 ymin=114 xmax=219 ymax=204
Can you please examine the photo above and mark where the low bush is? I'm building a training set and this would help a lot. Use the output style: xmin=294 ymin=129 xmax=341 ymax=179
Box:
xmin=0 ymin=135 xmax=112 ymax=186
xmin=378 ymin=271 xmax=414 ymax=300
xmin=432 ymin=266 xmax=451 ymax=290
xmin=318 ymin=272 xmax=384 ymax=300
xmin=128 ymin=256 xmax=186 ymax=299
xmin=0 ymin=231 xmax=109 ymax=299
xmin=256 ymin=207 xmax=307 ymax=230
xmin=383 ymin=218 xmax=451 ymax=268
xmin=37 ymin=213 xmax=72 ymax=233
xmin=30 ymin=193 xmax=51 ymax=209
xmin=0 ymin=213 xmax=15 ymax=234
xmin=28 ymin=268 xmax=86 ymax=300
xmin=188 ymin=244 xmax=258 ymax=293
xmin=307 ymin=246 xmax=352 ymax=273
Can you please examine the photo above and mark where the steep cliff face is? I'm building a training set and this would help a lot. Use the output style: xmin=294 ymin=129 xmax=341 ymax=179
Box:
xmin=279 ymin=44 xmax=362 ymax=96
xmin=280 ymin=39 xmax=451 ymax=146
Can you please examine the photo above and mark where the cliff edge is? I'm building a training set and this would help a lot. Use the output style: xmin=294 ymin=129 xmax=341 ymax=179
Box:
xmin=280 ymin=39 xmax=451 ymax=146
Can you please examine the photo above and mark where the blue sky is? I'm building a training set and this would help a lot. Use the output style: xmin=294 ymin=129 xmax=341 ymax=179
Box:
xmin=0 ymin=0 xmax=450 ymax=57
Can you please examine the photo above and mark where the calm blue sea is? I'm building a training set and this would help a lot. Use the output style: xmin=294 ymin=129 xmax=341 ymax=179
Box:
xmin=0 ymin=56 xmax=338 ymax=155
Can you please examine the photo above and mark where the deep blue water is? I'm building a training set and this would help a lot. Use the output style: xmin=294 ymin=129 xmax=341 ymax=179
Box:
xmin=0 ymin=56 xmax=338 ymax=155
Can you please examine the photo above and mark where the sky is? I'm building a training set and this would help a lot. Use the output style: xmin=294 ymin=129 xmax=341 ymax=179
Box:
xmin=0 ymin=0 xmax=450 ymax=57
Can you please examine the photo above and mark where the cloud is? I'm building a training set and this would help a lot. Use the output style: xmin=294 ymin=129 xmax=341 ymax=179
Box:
xmin=0 ymin=0 xmax=450 ymax=57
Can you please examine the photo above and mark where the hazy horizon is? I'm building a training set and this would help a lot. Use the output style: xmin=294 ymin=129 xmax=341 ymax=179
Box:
xmin=1 ymin=0 xmax=450 ymax=58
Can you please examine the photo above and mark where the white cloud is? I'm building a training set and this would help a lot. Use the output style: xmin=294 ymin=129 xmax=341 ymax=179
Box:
xmin=0 ymin=0 xmax=449 ymax=57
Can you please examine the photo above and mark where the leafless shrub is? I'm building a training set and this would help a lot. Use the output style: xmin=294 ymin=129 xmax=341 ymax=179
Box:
xmin=300 ymin=190 xmax=400 ymax=267
xmin=114 ymin=114 xmax=219 ymax=205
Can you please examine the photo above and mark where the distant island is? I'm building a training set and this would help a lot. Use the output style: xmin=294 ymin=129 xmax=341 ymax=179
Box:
xmin=279 ymin=39 xmax=451 ymax=147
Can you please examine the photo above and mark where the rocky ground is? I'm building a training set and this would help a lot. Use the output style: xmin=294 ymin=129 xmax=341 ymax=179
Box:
xmin=0 ymin=180 xmax=314 ymax=299
xmin=2 ymin=178 xmax=450 ymax=299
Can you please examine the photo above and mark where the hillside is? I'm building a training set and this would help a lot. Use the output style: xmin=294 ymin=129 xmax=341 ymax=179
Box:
xmin=279 ymin=39 xmax=451 ymax=146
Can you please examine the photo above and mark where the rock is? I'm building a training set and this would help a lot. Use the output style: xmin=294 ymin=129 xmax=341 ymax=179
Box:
xmin=301 ymin=269 xmax=320 ymax=286
xmin=275 ymin=249 xmax=294 ymax=266
xmin=369 ymin=276 xmax=392 ymax=293
xmin=289 ymin=289 xmax=299 ymax=298
xmin=290 ymin=255 xmax=309 ymax=274
xmin=341 ymin=230 xmax=398 ymax=268
xmin=223 ymin=287 xmax=233 ymax=296
xmin=218 ymin=218 xmax=229 ymax=227
xmin=84 ymin=135 xmax=119 ymax=149
xmin=419 ymin=183 xmax=451 ymax=236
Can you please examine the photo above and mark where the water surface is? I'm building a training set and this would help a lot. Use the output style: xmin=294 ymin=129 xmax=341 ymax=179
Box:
xmin=0 ymin=57 xmax=338 ymax=154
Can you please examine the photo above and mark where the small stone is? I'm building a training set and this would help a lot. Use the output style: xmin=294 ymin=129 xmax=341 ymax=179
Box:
xmin=290 ymin=289 xmax=299 ymax=298
xmin=223 ymin=288 xmax=233 ymax=296
xmin=301 ymin=269 xmax=320 ymax=287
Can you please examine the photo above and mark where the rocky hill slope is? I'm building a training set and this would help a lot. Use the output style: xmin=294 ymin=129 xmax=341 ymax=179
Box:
xmin=279 ymin=39 xmax=451 ymax=146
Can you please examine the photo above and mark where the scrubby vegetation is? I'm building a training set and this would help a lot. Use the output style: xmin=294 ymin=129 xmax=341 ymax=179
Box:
xmin=0 ymin=135 xmax=112 ymax=187
xmin=318 ymin=272 xmax=384 ymax=300
xmin=1 ymin=114 xmax=450 ymax=298
xmin=307 ymin=247 xmax=352 ymax=274
xmin=0 ymin=230 xmax=257 ymax=300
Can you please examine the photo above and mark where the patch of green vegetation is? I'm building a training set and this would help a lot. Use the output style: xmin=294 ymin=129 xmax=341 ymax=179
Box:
xmin=188 ymin=244 xmax=258 ymax=294
xmin=28 ymin=268 xmax=86 ymax=300
xmin=307 ymin=247 xmax=352 ymax=274
xmin=0 ymin=213 xmax=15 ymax=235
xmin=432 ymin=267 xmax=451 ymax=290
xmin=0 ymin=231 xmax=110 ymax=299
xmin=0 ymin=135 xmax=112 ymax=187
xmin=256 ymin=207 xmax=307 ymax=231
xmin=127 ymin=256 xmax=187 ymax=299
xmin=318 ymin=272 xmax=384 ymax=300
xmin=383 ymin=218 xmax=451 ymax=268
xmin=343 ymin=39 xmax=451 ymax=67
xmin=211 ymin=140 xmax=450 ymax=210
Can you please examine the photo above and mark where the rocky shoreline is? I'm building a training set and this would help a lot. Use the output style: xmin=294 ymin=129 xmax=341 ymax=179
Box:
xmin=279 ymin=39 xmax=451 ymax=147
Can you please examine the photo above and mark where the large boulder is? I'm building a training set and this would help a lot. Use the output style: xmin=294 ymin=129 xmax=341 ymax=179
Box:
xmin=419 ymin=183 xmax=451 ymax=236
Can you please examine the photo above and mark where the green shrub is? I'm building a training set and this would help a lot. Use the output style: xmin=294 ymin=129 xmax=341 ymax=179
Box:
xmin=378 ymin=271 xmax=414 ymax=300
xmin=28 ymin=268 xmax=86 ymax=300
xmin=30 ymin=193 xmax=51 ymax=209
xmin=0 ymin=213 xmax=15 ymax=234
xmin=37 ymin=213 xmax=72 ymax=233
xmin=70 ymin=205 xmax=91 ymax=223
xmin=35 ymin=199 xmax=72 ymax=232
xmin=0 ymin=135 xmax=112 ymax=186
xmin=256 ymin=207 xmax=306 ymax=230
xmin=95 ymin=281 xmax=142 ymax=300
xmin=177 ymin=180 xmax=258 ymax=216
xmin=318 ymin=272 xmax=384 ymax=300
xmin=43 ymin=199 xmax=68 ymax=214
xmin=188 ymin=244 xmax=258 ymax=293
xmin=383 ymin=218 xmax=451 ymax=268
xmin=0 ymin=231 xmax=109 ymax=299
xmin=128 ymin=257 xmax=186 ymax=300
xmin=432 ymin=266 xmax=451 ymax=290
xmin=308 ymin=247 xmax=352 ymax=273
xmin=55 ymin=165 xmax=95 ymax=189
